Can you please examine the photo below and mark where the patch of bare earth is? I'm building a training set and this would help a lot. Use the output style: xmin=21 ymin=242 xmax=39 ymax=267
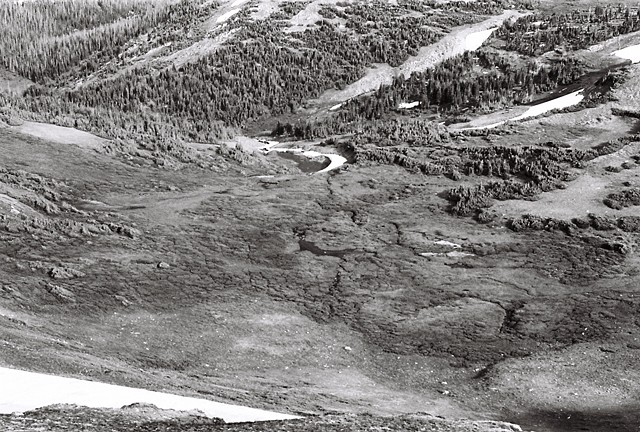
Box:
xmin=9 ymin=121 xmax=109 ymax=152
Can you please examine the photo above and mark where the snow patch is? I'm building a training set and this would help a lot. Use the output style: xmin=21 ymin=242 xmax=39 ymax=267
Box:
xmin=217 ymin=8 xmax=240 ymax=23
xmin=511 ymin=89 xmax=584 ymax=121
xmin=258 ymin=140 xmax=282 ymax=152
xmin=0 ymin=367 xmax=300 ymax=423
xmin=420 ymin=251 xmax=475 ymax=258
xmin=464 ymin=27 xmax=497 ymax=51
xmin=613 ymin=43 xmax=640 ymax=63
xmin=445 ymin=251 xmax=475 ymax=258
xmin=588 ymin=43 xmax=604 ymax=52
xmin=434 ymin=240 xmax=461 ymax=249
xmin=460 ymin=89 xmax=585 ymax=130
xmin=398 ymin=101 xmax=420 ymax=109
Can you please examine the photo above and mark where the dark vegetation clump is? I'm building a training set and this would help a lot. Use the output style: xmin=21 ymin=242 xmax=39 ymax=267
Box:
xmin=571 ymin=217 xmax=591 ymax=229
xmin=618 ymin=216 xmax=640 ymax=232
xmin=592 ymin=134 xmax=640 ymax=156
xmin=474 ymin=209 xmax=498 ymax=224
xmin=603 ymin=188 xmax=640 ymax=209
xmin=588 ymin=214 xmax=618 ymax=231
xmin=507 ymin=214 xmax=573 ymax=233
xmin=445 ymin=146 xmax=597 ymax=216
xmin=611 ymin=107 xmax=640 ymax=118
xmin=508 ymin=213 xmax=638 ymax=239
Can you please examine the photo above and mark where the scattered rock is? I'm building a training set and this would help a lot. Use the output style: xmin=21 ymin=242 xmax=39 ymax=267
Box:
xmin=157 ymin=262 xmax=170 ymax=269
xmin=45 ymin=283 xmax=75 ymax=303
xmin=114 ymin=295 xmax=131 ymax=307
xmin=48 ymin=267 xmax=85 ymax=279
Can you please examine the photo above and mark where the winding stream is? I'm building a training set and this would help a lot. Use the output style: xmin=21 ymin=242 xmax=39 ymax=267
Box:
xmin=299 ymin=239 xmax=355 ymax=258
xmin=260 ymin=141 xmax=347 ymax=174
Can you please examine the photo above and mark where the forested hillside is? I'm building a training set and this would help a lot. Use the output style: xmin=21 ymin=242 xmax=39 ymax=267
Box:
xmin=0 ymin=1 xmax=630 ymax=151
xmin=0 ymin=0 xmax=183 ymax=83
xmin=3 ymin=0 xmax=511 ymax=145
xmin=497 ymin=5 xmax=640 ymax=55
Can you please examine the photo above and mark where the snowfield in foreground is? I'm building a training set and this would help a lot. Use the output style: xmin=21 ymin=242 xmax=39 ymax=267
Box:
xmin=0 ymin=367 xmax=300 ymax=423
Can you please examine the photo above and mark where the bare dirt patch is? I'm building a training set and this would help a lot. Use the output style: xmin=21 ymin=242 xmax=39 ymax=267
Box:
xmin=11 ymin=121 xmax=108 ymax=151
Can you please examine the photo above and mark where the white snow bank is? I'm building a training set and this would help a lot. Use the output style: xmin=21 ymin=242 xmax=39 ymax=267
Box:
xmin=464 ymin=27 xmax=497 ymax=51
xmin=0 ymin=367 xmax=300 ymax=423
xmin=613 ymin=43 xmax=640 ymax=63
xmin=511 ymin=89 xmax=584 ymax=121
xmin=445 ymin=251 xmax=475 ymax=258
xmin=398 ymin=101 xmax=420 ymax=109
xmin=217 ymin=8 xmax=240 ymax=23
xmin=434 ymin=240 xmax=461 ymax=249
xmin=317 ymin=10 xmax=525 ymax=104
xmin=420 ymin=251 xmax=475 ymax=258
xmin=459 ymin=89 xmax=585 ymax=131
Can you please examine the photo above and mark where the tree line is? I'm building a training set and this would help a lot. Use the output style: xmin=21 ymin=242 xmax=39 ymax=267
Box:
xmin=275 ymin=48 xmax=586 ymax=138
xmin=338 ymin=50 xmax=585 ymax=119
xmin=14 ymin=1 xmax=504 ymax=143
xmin=496 ymin=5 xmax=640 ymax=56
xmin=447 ymin=135 xmax=640 ymax=217
xmin=0 ymin=0 xmax=224 ymax=84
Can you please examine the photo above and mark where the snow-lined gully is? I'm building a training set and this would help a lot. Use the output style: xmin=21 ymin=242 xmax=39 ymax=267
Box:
xmin=317 ymin=10 xmax=525 ymax=106
xmin=455 ymin=49 xmax=634 ymax=131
